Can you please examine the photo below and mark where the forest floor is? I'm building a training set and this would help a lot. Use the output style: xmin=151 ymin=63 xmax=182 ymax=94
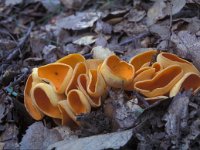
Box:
xmin=0 ymin=0 xmax=200 ymax=149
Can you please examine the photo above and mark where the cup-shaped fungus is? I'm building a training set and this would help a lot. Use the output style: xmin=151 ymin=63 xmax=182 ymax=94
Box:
xmin=87 ymin=69 xmax=107 ymax=97
xmin=170 ymin=72 xmax=200 ymax=97
xmin=32 ymin=68 xmax=42 ymax=85
xmin=31 ymin=83 xmax=65 ymax=118
xmin=58 ymin=100 xmax=78 ymax=126
xmin=56 ymin=53 xmax=85 ymax=69
xmin=85 ymin=59 xmax=103 ymax=70
xmin=145 ymin=96 xmax=169 ymax=103
xmin=37 ymin=63 xmax=73 ymax=94
xmin=129 ymin=50 xmax=157 ymax=72
xmin=133 ymin=68 xmax=156 ymax=84
xmin=157 ymin=52 xmax=200 ymax=74
xmin=65 ymin=62 xmax=87 ymax=95
xmin=134 ymin=65 xmax=183 ymax=97
xmin=77 ymin=74 xmax=102 ymax=107
xmin=126 ymin=62 xmax=163 ymax=91
xmin=100 ymin=55 xmax=135 ymax=88
xmin=125 ymin=68 xmax=156 ymax=91
xmin=152 ymin=62 xmax=163 ymax=73
xmin=140 ymin=62 xmax=163 ymax=72
xmin=67 ymin=89 xmax=91 ymax=119
xmin=24 ymin=75 xmax=44 ymax=120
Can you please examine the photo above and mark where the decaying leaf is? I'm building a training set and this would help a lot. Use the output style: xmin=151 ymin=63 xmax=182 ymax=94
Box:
xmin=73 ymin=35 xmax=96 ymax=46
xmin=20 ymin=122 xmax=63 ymax=149
xmin=42 ymin=45 xmax=58 ymax=64
xmin=114 ymin=20 xmax=148 ymax=36
xmin=146 ymin=0 xmax=167 ymax=25
xmin=104 ymin=89 xmax=144 ymax=130
xmin=171 ymin=31 xmax=200 ymax=69
xmin=56 ymin=12 xmax=102 ymax=30
xmin=95 ymin=21 xmax=112 ymax=34
xmin=30 ymin=31 xmax=51 ymax=56
xmin=149 ymin=23 xmax=169 ymax=40
xmin=5 ymin=0 xmax=22 ymax=6
xmin=0 ymin=124 xmax=19 ymax=149
xmin=147 ymin=0 xmax=186 ymax=25
xmin=92 ymin=46 xmax=114 ymax=59
xmin=38 ymin=0 xmax=61 ymax=12
xmin=127 ymin=9 xmax=146 ymax=22
xmin=62 ymin=43 xmax=82 ymax=55
xmin=76 ymin=108 xmax=111 ymax=137
xmin=163 ymin=92 xmax=190 ymax=140
xmin=48 ymin=129 xmax=133 ymax=150
xmin=53 ymin=126 xmax=78 ymax=140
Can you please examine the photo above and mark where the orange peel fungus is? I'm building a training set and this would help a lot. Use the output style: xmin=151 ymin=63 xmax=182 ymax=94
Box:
xmin=24 ymin=51 xmax=200 ymax=127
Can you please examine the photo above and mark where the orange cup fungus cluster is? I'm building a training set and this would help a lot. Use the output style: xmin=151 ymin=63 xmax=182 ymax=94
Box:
xmin=24 ymin=50 xmax=200 ymax=126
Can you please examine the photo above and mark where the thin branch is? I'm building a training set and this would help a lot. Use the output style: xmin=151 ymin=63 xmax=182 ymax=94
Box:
xmin=119 ymin=32 xmax=150 ymax=46
xmin=167 ymin=0 xmax=173 ymax=51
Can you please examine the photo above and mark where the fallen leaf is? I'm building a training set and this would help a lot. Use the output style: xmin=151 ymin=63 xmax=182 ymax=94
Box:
xmin=5 ymin=0 xmax=22 ymax=6
xmin=62 ymin=43 xmax=82 ymax=55
xmin=56 ymin=12 xmax=102 ymax=30
xmin=53 ymin=126 xmax=78 ymax=140
xmin=114 ymin=20 xmax=148 ymax=36
xmin=95 ymin=20 xmax=112 ymax=34
xmin=127 ymin=9 xmax=146 ymax=22
xmin=163 ymin=92 xmax=190 ymax=138
xmin=95 ymin=35 xmax=108 ymax=47
xmin=0 ymin=124 xmax=19 ymax=149
xmin=170 ymin=0 xmax=186 ymax=15
xmin=173 ymin=17 xmax=200 ymax=34
xmin=37 ymin=0 xmax=61 ymax=12
xmin=146 ymin=0 xmax=167 ymax=25
xmin=147 ymin=0 xmax=186 ymax=25
xmin=30 ymin=31 xmax=51 ymax=56
xmin=171 ymin=31 xmax=200 ymax=70
xmin=92 ymin=46 xmax=114 ymax=59
xmin=104 ymin=89 xmax=144 ymax=130
xmin=20 ymin=122 xmax=63 ymax=150
xmin=42 ymin=45 xmax=58 ymax=63
xmin=76 ymin=109 xmax=111 ymax=137
xmin=48 ymin=129 xmax=133 ymax=150
xmin=149 ymin=23 xmax=169 ymax=40
xmin=73 ymin=35 xmax=96 ymax=46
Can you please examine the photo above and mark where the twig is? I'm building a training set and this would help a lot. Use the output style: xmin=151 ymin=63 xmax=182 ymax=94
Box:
xmin=83 ymin=53 xmax=93 ymax=59
xmin=6 ymin=22 xmax=34 ymax=62
xmin=119 ymin=32 xmax=150 ymax=46
xmin=114 ymin=50 xmax=124 ymax=55
xmin=8 ymin=69 xmax=29 ymax=87
xmin=167 ymin=0 xmax=173 ymax=51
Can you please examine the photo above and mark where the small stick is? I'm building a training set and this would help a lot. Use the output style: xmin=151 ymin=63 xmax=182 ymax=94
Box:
xmin=167 ymin=0 xmax=173 ymax=51
xmin=119 ymin=32 xmax=150 ymax=46
xmin=8 ymin=69 xmax=29 ymax=88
